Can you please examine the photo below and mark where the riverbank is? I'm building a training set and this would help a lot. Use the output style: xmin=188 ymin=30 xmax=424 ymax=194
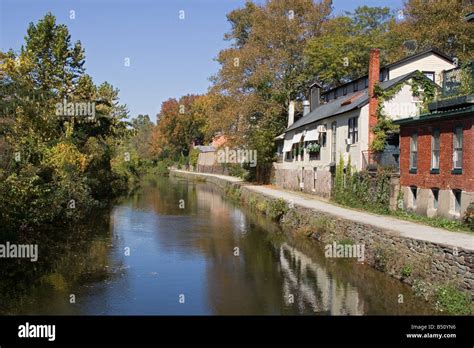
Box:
xmin=171 ymin=169 xmax=474 ymax=314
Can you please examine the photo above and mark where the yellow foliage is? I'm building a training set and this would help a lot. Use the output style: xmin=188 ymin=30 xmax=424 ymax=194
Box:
xmin=44 ymin=142 xmax=88 ymax=176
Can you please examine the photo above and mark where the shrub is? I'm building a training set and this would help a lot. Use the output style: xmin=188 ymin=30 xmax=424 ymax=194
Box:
xmin=401 ymin=265 xmax=412 ymax=278
xmin=464 ymin=202 xmax=474 ymax=231
xmin=266 ymin=199 xmax=288 ymax=221
xmin=189 ymin=148 xmax=200 ymax=168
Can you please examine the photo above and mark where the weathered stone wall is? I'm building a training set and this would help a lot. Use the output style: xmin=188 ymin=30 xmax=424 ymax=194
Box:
xmin=171 ymin=170 xmax=474 ymax=294
xmin=273 ymin=167 xmax=332 ymax=198
xmin=284 ymin=206 xmax=473 ymax=292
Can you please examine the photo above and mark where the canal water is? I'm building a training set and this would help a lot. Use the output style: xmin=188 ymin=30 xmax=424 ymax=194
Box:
xmin=0 ymin=176 xmax=434 ymax=315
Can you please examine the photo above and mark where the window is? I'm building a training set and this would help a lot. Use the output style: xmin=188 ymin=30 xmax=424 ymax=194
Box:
xmin=410 ymin=132 xmax=418 ymax=172
xmin=431 ymin=129 xmax=440 ymax=172
xmin=348 ymin=117 xmax=358 ymax=143
xmin=410 ymin=186 xmax=417 ymax=208
xmin=331 ymin=122 xmax=337 ymax=162
xmin=423 ymin=71 xmax=435 ymax=82
xmin=343 ymin=86 xmax=347 ymax=96
xmin=292 ymin=144 xmax=298 ymax=161
xmin=306 ymin=141 xmax=320 ymax=161
xmin=453 ymin=126 xmax=463 ymax=171
xmin=364 ymin=77 xmax=368 ymax=88
xmin=321 ymin=124 xmax=327 ymax=147
xmin=432 ymin=188 xmax=439 ymax=209
xmin=296 ymin=143 xmax=304 ymax=161
xmin=353 ymin=82 xmax=358 ymax=92
xmin=453 ymin=189 xmax=462 ymax=213
xmin=334 ymin=90 xmax=337 ymax=100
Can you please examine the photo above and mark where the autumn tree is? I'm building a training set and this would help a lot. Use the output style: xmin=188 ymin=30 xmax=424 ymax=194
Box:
xmin=388 ymin=0 xmax=474 ymax=63
xmin=304 ymin=6 xmax=395 ymax=88
xmin=210 ymin=0 xmax=332 ymax=181
xmin=152 ymin=94 xmax=208 ymax=160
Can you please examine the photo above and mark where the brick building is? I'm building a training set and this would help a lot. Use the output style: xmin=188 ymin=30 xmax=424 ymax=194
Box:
xmin=395 ymin=97 xmax=474 ymax=219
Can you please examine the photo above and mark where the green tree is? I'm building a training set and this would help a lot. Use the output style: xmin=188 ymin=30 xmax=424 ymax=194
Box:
xmin=305 ymin=6 xmax=395 ymax=88
xmin=388 ymin=0 xmax=474 ymax=63
xmin=0 ymin=13 xmax=129 ymax=232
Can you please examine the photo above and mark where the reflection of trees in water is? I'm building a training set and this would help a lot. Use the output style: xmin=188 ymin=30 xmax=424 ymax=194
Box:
xmin=126 ymin=177 xmax=199 ymax=215
xmin=0 ymin=212 xmax=116 ymax=314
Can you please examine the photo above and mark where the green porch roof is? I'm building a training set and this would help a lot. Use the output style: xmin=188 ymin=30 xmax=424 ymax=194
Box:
xmin=393 ymin=105 xmax=474 ymax=126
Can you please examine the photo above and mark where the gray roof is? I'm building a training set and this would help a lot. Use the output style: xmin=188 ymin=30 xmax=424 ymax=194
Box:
xmin=194 ymin=145 xmax=216 ymax=153
xmin=285 ymin=71 xmax=436 ymax=133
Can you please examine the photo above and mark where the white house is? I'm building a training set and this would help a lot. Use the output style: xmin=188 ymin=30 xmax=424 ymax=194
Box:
xmin=274 ymin=48 xmax=456 ymax=197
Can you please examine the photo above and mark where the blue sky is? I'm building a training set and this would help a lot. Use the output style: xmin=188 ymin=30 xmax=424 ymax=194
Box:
xmin=0 ymin=0 xmax=403 ymax=121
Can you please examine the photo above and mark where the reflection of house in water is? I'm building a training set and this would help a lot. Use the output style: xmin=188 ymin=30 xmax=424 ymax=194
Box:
xmin=279 ymin=243 xmax=364 ymax=315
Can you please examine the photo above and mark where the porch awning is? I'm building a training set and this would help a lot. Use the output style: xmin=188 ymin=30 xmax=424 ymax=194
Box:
xmin=282 ymin=138 xmax=293 ymax=152
xmin=282 ymin=131 xmax=294 ymax=152
xmin=292 ymin=132 xmax=303 ymax=143
xmin=304 ymin=127 xmax=319 ymax=142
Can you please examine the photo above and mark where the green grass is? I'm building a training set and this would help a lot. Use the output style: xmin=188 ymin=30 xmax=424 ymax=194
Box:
xmin=434 ymin=285 xmax=472 ymax=315
xmin=392 ymin=210 xmax=471 ymax=233
xmin=332 ymin=198 xmax=471 ymax=233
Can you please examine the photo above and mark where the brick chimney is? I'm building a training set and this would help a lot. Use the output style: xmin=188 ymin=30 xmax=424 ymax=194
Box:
xmin=368 ymin=48 xmax=380 ymax=152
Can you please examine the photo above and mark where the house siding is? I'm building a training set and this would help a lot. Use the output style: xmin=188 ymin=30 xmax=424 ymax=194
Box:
xmin=389 ymin=52 xmax=455 ymax=85
xmin=383 ymin=84 xmax=421 ymax=120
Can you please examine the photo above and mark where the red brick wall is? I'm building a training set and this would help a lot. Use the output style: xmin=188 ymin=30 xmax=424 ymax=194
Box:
xmin=399 ymin=115 xmax=474 ymax=191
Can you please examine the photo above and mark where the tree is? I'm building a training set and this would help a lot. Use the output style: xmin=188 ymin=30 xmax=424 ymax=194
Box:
xmin=130 ymin=114 xmax=154 ymax=161
xmin=304 ymin=6 xmax=395 ymax=88
xmin=152 ymin=94 xmax=207 ymax=160
xmin=387 ymin=0 xmax=474 ymax=63
xmin=210 ymin=0 xmax=332 ymax=181
xmin=0 ymin=13 xmax=129 ymax=232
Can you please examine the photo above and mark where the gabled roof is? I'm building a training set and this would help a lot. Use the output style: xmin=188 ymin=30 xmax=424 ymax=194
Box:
xmin=285 ymin=71 xmax=437 ymax=133
xmin=309 ymin=80 xmax=323 ymax=89
xmin=384 ymin=47 xmax=454 ymax=70
xmin=320 ymin=48 xmax=453 ymax=97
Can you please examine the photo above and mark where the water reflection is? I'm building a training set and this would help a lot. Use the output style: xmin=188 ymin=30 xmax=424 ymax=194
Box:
xmin=0 ymin=176 xmax=434 ymax=315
